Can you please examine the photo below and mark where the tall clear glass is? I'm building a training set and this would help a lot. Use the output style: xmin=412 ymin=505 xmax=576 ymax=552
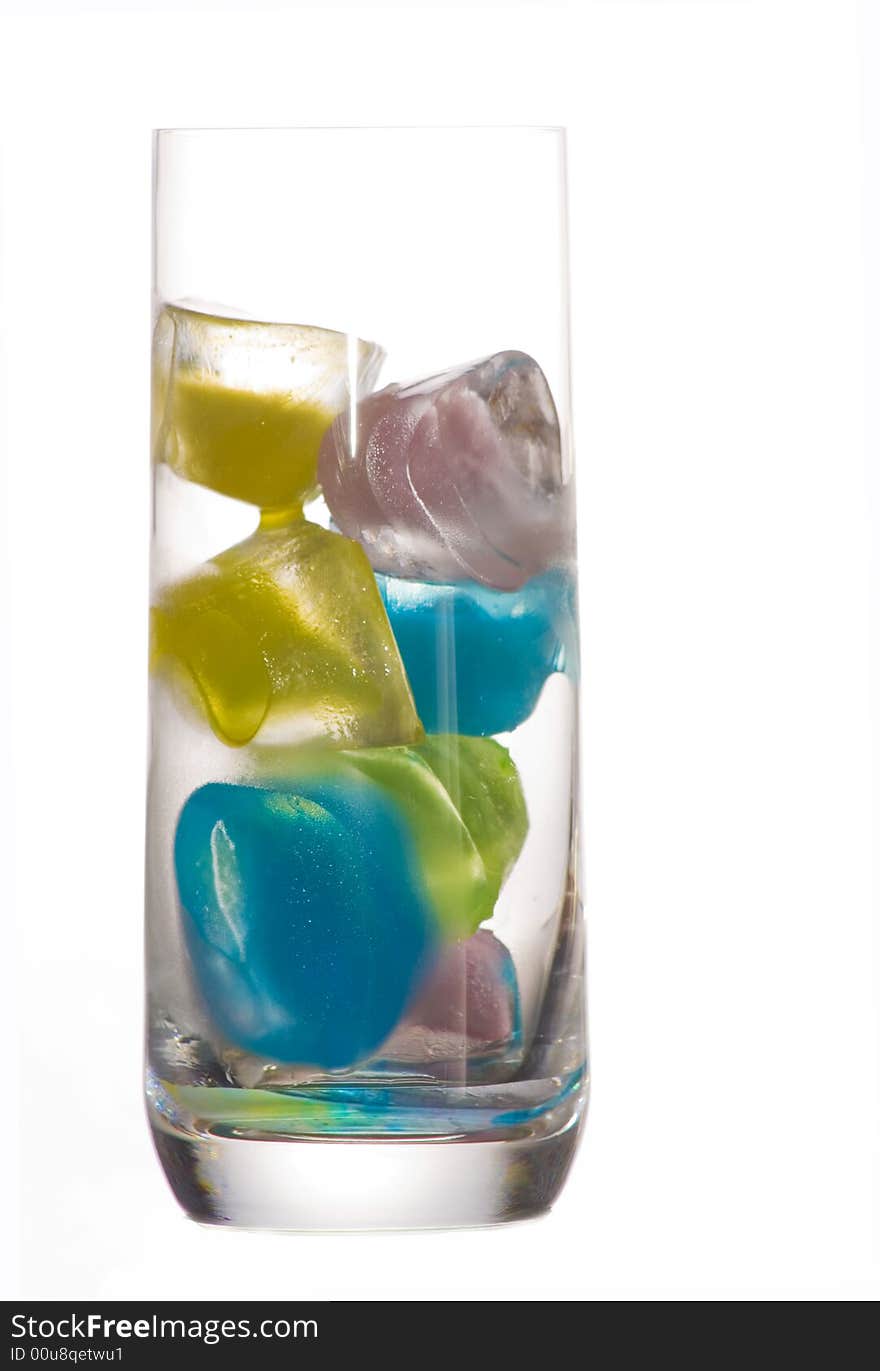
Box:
xmin=146 ymin=127 xmax=586 ymax=1230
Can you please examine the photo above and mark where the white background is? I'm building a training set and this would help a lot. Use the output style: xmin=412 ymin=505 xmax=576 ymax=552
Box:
xmin=0 ymin=0 xmax=876 ymax=1301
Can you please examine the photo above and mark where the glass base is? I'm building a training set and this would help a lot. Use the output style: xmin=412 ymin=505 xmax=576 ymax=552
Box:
xmin=149 ymin=1085 xmax=587 ymax=1232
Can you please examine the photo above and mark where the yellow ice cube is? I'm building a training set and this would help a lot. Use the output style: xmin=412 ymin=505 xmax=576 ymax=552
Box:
xmin=151 ymin=519 xmax=422 ymax=749
xmin=152 ymin=305 xmax=384 ymax=511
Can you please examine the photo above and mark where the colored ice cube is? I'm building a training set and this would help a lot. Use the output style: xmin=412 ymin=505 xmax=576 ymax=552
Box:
xmin=318 ymin=351 xmax=573 ymax=589
xmin=413 ymin=734 xmax=529 ymax=905
xmin=342 ymin=736 xmax=527 ymax=941
xmin=376 ymin=568 xmax=577 ymax=735
xmin=174 ymin=778 xmax=436 ymax=1069
xmin=381 ymin=930 xmax=521 ymax=1066
xmin=151 ymin=519 xmax=422 ymax=748
xmin=153 ymin=305 xmax=384 ymax=511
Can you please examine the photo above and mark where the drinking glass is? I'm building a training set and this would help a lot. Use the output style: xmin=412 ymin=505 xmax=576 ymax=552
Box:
xmin=146 ymin=127 xmax=587 ymax=1230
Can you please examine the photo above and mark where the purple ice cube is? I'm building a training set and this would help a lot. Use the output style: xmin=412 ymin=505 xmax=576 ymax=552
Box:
xmin=318 ymin=352 xmax=573 ymax=590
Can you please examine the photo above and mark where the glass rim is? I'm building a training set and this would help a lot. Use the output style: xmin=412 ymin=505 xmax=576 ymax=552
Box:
xmin=153 ymin=123 xmax=567 ymax=137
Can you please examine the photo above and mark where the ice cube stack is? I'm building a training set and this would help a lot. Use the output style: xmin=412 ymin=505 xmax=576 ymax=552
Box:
xmin=151 ymin=304 xmax=575 ymax=1073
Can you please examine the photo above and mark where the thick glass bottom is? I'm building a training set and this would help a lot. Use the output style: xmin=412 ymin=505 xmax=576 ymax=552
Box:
xmin=147 ymin=1073 xmax=588 ymax=1231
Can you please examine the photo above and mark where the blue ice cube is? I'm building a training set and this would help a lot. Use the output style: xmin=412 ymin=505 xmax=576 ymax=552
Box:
xmin=174 ymin=778 xmax=436 ymax=1069
xmin=376 ymin=569 xmax=577 ymax=736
